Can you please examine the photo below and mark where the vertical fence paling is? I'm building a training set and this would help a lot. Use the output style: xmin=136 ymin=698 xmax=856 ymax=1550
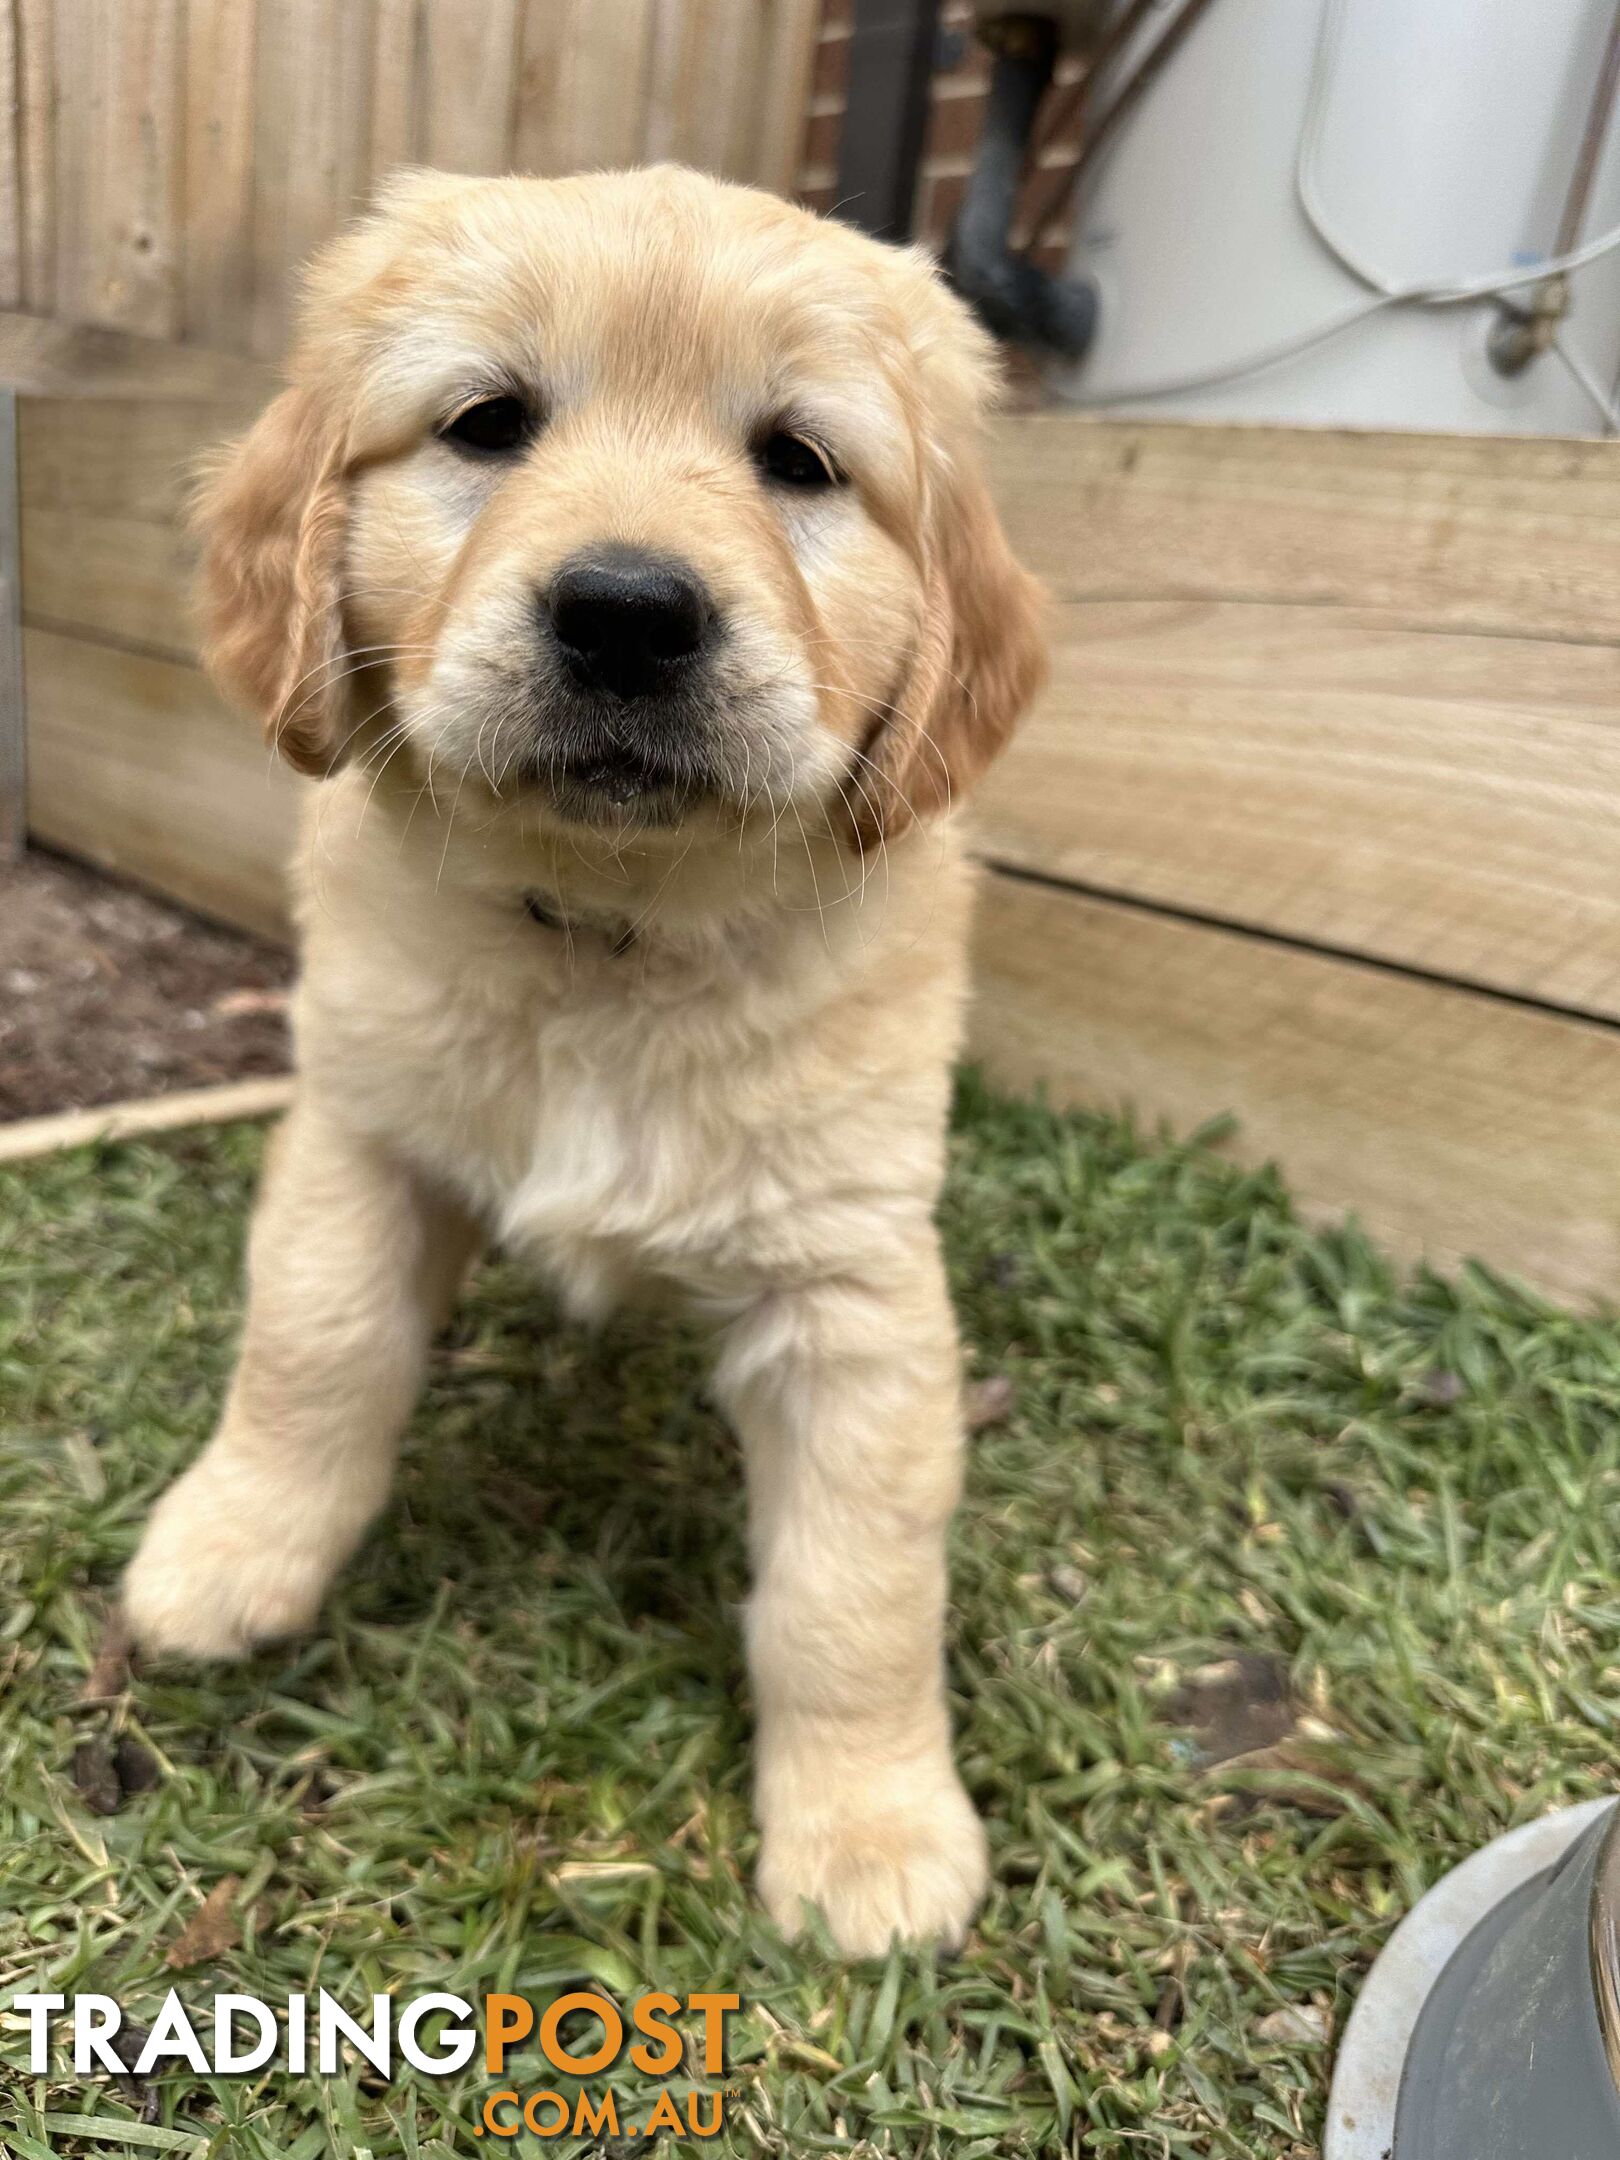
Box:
xmin=0 ymin=390 xmax=23 ymax=864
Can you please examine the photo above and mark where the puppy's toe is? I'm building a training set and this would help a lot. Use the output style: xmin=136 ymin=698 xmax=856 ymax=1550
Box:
xmin=758 ymin=1773 xmax=988 ymax=1958
xmin=123 ymin=1470 xmax=329 ymax=1661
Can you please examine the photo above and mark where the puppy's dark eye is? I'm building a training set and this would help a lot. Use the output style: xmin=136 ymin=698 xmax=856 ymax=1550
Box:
xmin=440 ymin=395 xmax=534 ymax=456
xmin=757 ymin=430 xmax=841 ymax=490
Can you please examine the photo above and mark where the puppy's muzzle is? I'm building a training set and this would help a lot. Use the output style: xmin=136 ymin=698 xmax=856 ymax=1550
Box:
xmin=546 ymin=548 xmax=713 ymax=702
xmin=530 ymin=546 xmax=722 ymax=814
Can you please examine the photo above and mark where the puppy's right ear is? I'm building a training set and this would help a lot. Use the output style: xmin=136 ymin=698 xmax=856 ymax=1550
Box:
xmin=193 ymin=388 xmax=352 ymax=776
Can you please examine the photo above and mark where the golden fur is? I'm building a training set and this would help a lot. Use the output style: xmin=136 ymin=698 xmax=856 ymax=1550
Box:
xmin=124 ymin=166 xmax=1045 ymax=1955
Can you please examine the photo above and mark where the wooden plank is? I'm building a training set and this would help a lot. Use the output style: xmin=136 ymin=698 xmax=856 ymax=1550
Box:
xmin=23 ymin=626 xmax=299 ymax=938
xmin=975 ymin=597 xmax=1620 ymax=1019
xmin=52 ymin=0 xmax=184 ymax=338
xmin=643 ymin=0 xmax=765 ymax=180
xmin=754 ymin=0 xmax=822 ymax=194
xmin=0 ymin=310 xmax=277 ymax=400
xmin=968 ymin=869 xmax=1620 ymax=1305
xmin=182 ymin=0 xmax=260 ymax=348
xmin=512 ymin=0 xmax=655 ymax=174
xmin=0 ymin=1076 xmax=295 ymax=1162
xmin=713 ymin=0 xmax=770 ymax=182
xmin=17 ymin=393 xmax=265 ymax=655
xmin=368 ymin=0 xmax=423 ymax=179
xmin=18 ymin=393 xmax=260 ymax=530
xmin=986 ymin=413 xmax=1620 ymax=643
xmin=0 ymin=391 xmax=23 ymax=860
xmin=15 ymin=0 xmax=54 ymax=314
xmin=250 ymin=0 xmax=373 ymax=357
xmin=417 ymin=0 xmax=521 ymax=173
xmin=642 ymin=0 xmax=692 ymax=165
xmin=0 ymin=3 xmax=22 ymax=310
xmin=113 ymin=0 xmax=185 ymax=337
xmin=47 ymin=0 xmax=94 ymax=329
xmin=21 ymin=497 xmax=197 ymax=654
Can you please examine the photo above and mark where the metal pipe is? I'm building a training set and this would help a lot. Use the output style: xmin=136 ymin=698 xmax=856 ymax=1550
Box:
xmin=947 ymin=14 xmax=1099 ymax=353
xmin=1026 ymin=0 xmax=1161 ymax=166
xmin=1490 ymin=0 xmax=1620 ymax=376
xmin=1557 ymin=0 xmax=1620 ymax=258
xmin=1019 ymin=0 xmax=1219 ymax=258
xmin=834 ymin=0 xmax=945 ymax=240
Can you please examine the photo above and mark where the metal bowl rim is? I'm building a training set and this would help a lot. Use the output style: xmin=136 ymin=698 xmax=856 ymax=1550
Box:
xmin=1587 ymin=1794 xmax=1620 ymax=2097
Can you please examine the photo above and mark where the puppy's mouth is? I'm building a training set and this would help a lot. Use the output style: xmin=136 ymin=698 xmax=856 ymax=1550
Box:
xmin=438 ymin=662 xmax=773 ymax=829
xmin=546 ymin=745 xmax=705 ymax=822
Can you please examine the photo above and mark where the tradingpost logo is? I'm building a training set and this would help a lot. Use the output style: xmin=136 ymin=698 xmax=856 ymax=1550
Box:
xmin=10 ymin=1985 xmax=741 ymax=2142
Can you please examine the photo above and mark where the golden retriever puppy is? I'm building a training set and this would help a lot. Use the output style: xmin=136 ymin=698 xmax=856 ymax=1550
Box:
xmin=123 ymin=166 xmax=1045 ymax=1956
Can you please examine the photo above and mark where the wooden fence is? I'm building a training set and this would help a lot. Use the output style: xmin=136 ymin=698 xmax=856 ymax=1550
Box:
xmin=0 ymin=0 xmax=819 ymax=357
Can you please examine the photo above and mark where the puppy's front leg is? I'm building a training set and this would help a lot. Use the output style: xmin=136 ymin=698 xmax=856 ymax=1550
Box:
xmin=123 ymin=1099 xmax=479 ymax=1660
xmin=714 ymin=1243 xmax=987 ymax=1957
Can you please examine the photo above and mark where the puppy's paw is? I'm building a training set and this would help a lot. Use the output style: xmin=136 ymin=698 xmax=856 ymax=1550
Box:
xmin=122 ymin=1465 xmax=333 ymax=1661
xmin=758 ymin=1766 xmax=988 ymax=1958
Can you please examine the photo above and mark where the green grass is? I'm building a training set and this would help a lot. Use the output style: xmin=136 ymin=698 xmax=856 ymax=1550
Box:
xmin=4 ymin=1074 xmax=1620 ymax=2158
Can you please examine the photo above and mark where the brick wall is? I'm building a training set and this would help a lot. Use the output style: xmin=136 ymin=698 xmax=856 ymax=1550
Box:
xmin=796 ymin=0 xmax=1086 ymax=274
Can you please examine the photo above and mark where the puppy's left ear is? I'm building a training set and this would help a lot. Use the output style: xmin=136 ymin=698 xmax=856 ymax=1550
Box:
xmin=193 ymin=386 xmax=355 ymax=776
xmin=850 ymin=422 xmax=1046 ymax=848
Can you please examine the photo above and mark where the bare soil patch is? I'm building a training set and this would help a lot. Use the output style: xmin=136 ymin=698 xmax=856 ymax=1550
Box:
xmin=0 ymin=851 xmax=293 ymax=1121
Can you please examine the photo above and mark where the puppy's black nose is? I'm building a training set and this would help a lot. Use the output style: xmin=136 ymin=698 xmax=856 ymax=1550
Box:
xmin=547 ymin=551 xmax=712 ymax=700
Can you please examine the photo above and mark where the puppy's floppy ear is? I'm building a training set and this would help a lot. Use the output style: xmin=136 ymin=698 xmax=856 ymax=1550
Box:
xmin=850 ymin=443 xmax=1046 ymax=848
xmin=193 ymin=387 xmax=353 ymax=776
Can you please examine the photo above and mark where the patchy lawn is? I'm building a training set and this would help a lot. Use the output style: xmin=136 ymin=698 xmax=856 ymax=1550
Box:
xmin=3 ymin=1076 xmax=1620 ymax=2158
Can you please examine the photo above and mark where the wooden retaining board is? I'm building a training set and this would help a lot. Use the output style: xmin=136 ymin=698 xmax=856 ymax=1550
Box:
xmin=967 ymin=869 xmax=1620 ymax=1305
xmin=17 ymin=380 xmax=298 ymax=940
xmin=978 ymin=416 xmax=1620 ymax=1020
xmin=23 ymin=626 xmax=297 ymax=941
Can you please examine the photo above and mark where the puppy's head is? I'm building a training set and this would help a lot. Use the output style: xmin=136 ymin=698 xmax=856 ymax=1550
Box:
xmin=197 ymin=166 xmax=1044 ymax=848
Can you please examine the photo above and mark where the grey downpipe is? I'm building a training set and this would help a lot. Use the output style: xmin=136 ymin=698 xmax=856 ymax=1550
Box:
xmin=946 ymin=15 xmax=1099 ymax=357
